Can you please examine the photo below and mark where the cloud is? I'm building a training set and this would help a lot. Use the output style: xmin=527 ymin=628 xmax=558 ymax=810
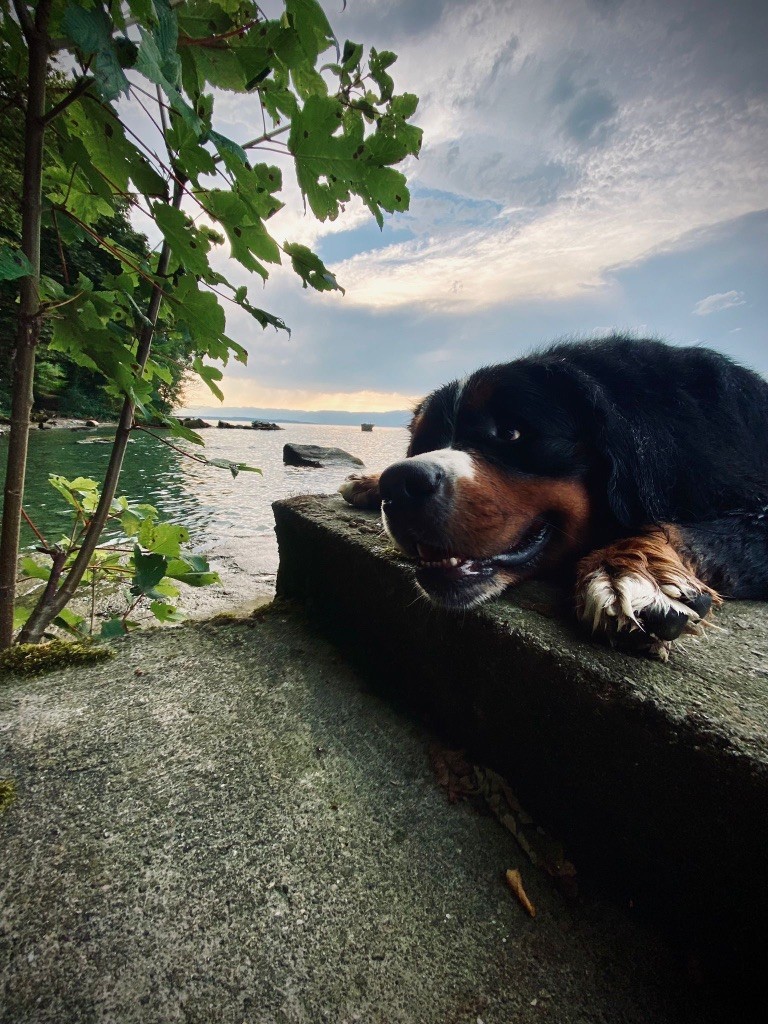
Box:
xmin=562 ymin=87 xmax=618 ymax=147
xmin=183 ymin=376 xmax=418 ymax=413
xmin=692 ymin=291 xmax=746 ymax=316
xmin=121 ymin=0 xmax=768 ymax=410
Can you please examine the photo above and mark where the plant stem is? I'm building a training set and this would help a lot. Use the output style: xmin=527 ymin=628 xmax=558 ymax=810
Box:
xmin=0 ymin=0 xmax=52 ymax=649
xmin=17 ymin=179 xmax=185 ymax=644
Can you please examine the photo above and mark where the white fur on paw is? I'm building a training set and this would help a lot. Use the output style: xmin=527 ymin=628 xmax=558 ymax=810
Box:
xmin=579 ymin=569 xmax=705 ymax=640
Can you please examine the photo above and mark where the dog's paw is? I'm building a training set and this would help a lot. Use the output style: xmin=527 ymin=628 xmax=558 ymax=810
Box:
xmin=575 ymin=535 xmax=719 ymax=660
xmin=338 ymin=472 xmax=382 ymax=510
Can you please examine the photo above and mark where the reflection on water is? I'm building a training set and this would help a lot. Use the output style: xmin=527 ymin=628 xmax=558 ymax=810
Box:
xmin=1 ymin=422 xmax=406 ymax=610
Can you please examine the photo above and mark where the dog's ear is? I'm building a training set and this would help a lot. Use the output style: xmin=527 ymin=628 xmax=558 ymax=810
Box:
xmin=554 ymin=364 xmax=669 ymax=527
xmin=405 ymin=399 xmax=425 ymax=457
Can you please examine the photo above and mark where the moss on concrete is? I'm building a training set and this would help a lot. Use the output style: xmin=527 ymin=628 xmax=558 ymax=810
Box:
xmin=0 ymin=778 xmax=16 ymax=814
xmin=0 ymin=639 xmax=114 ymax=677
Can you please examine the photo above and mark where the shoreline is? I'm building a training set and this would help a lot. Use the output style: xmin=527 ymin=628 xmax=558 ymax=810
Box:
xmin=0 ymin=418 xmax=119 ymax=433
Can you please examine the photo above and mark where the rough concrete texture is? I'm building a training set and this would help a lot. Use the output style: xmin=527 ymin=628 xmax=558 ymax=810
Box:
xmin=273 ymin=495 xmax=768 ymax=1001
xmin=1 ymin=613 xmax=720 ymax=1023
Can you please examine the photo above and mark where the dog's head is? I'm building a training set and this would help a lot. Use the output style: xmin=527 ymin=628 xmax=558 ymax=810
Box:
xmin=380 ymin=360 xmax=599 ymax=609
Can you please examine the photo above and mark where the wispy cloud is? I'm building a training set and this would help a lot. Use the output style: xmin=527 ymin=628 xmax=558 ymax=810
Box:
xmin=322 ymin=0 xmax=768 ymax=313
xmin=692 ymin=290 xmax=746 ymax=316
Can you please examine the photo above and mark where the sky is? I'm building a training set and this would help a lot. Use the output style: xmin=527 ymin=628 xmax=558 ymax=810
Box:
xmin=158 ymin=0 xmax=768 ymax=414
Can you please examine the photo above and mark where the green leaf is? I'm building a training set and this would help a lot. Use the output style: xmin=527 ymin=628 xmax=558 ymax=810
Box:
xmin=13 ymin=607 xmax=31 ymax=631
xmin=360 ymin=166 xmax=410 ymax=218
xmin=238 ymin=299 xmax=290 ymax=335
xmin=119 ymin=512 xmax=140 ymax=538
xmin=165 ymin=557 xmax=220 ymax=587
xmin=286 ymin=0 xmax=336 ymax=63
xmin=53 ymin=608 xmax=87 ymax=637
xmin=132 ymin=546 xmax=169 ymax=595
xmin=62 ymin=101 xmax=139 ymax=195
xmin=49 ymin=474 xmax=82 ymax=509
xmin=341 ymin=40 xmax=364 ymax=72
xmin=207 ymin=458 xmax=262 ymax=479
xmin=202 ymin=189 xmax=280 ymax=275
xmin=61 ymin=4 xmax=110 ymax=52
xmin=166 ymin=418 xmax=206 ymax=446
xmin=209 ymin=130 xmax=249 ymax=171
xmin=21 ymin=557 xmax=51 ymax=582
xmin=153 ymin=203 xmax=212 ymax=276
xmin=170 ymin=275 xmax=227 ymax=350
xmin=288 ymin=94 xmax=358 ymax=220
xmin=390 ymin=93 xmax=419 ymax=120
xmin=138 ymin=519 xmax=190 ymax=558
xmin=364 ymin=115 xmax=423 ymax=166
xmin=283 ymin=242 xmax=344 ymax=293
xmin=369 ymin=47 xmax=396 ymax=102
xmin=68 ymin=477 xmax=100 ymax=492
xmin=100 ymin=617 xmax=128 ymax=639
xmin=188 ymin=45 xmax=246 ymax=92
xmin=167 ymin=119 xmax=216 ymax=182
xmin=129 ymin=155 xmax=168 ymax=198
xmin=135 ymin=3 xmax=201 ymax=131
xmin=126 ymin=1 xmax=156 ymax=28
xmin=150 ymin=601 xmax=186 ymax=623
xmin=61 ymin=6 xmax=130 ymax=100
xmin=0 ymin=245 xmax=33 ymax=281
xmin=193 ymin=359 xmax=225 ymax=402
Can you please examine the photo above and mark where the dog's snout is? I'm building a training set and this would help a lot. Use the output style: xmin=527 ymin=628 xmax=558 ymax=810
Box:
xmin=380 ymin=459 xmax=445 ymax=504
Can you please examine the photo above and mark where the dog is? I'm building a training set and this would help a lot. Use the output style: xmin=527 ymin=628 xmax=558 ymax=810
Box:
xmin=339 ymin=336 xmax=768 ymax=658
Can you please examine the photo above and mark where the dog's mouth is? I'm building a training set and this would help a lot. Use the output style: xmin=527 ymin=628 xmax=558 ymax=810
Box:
xmin=412 ymin=522 xmax=552 ymax=609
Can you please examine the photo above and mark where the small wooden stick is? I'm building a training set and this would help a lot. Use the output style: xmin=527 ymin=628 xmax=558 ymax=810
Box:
xmin=506 ymin=868 xmax=536 ymax=918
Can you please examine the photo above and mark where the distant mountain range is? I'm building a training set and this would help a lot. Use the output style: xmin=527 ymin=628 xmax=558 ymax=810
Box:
xmin=176 ymin=406 xmax=412 ymax=427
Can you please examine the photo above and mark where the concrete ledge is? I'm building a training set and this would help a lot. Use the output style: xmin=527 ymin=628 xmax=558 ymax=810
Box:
xmin=274 ymin=494 xmax=768 ymax=991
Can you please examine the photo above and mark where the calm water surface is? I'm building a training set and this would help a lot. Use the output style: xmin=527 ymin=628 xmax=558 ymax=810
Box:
xmin=1 ymin=422 xmax=406 ymax=612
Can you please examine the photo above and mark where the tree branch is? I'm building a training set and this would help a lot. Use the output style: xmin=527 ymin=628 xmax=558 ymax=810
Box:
xmin=10 ymin=0 xmax=34 ymax=43
xmin=0 ymin=0 xmax=52 ymax=649
xmin=18 ymin=178 xmax=187 ymax=644
xmin=42 ymin=75 xmax=94 ymax=124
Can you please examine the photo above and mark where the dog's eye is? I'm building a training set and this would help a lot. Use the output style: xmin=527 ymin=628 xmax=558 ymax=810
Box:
xmin=499 ymin=427 xmax=521 ymax=442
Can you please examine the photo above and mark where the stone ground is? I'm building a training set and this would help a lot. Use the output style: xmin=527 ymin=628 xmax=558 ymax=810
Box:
xmin=0 ymin=610 xmax=723 ymax=1024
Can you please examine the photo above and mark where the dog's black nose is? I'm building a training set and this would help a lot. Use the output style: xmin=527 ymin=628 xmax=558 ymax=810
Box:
xmin=379 ymin=459 xmax=445 ymax=504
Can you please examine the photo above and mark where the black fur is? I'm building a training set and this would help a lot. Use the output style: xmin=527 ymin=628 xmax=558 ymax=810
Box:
xmin=415 ymin=336 xmax=768 ymax=599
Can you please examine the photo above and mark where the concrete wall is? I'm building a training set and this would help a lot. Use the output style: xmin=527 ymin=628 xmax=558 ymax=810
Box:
xmin=274 ymin=494 xmax=768 ymax=995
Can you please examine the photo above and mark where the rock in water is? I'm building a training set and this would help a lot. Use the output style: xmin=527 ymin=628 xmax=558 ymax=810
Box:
xmin=252 ymin=420 xmax=282 ymax=430
xmin=283 ymin=443 xmax=364 ymax=468
xmin=181 ymin=417 xmax=211 ymax=429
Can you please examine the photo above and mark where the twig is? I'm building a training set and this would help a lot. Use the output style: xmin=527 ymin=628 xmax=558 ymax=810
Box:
xmin=133 ymin=424 xmax=212 ymax=465
xmin=178 ymin=18 xmax=261 ymax=49
xmin=10 ymin=0 xmax=34 ymax=42
xmin=42 ymin=75 xmax=94 ymax=124
xmin=51 ymin=209 xmax=70 ymax=286
xmin=21 ymin=508 xmax=51 ymax=550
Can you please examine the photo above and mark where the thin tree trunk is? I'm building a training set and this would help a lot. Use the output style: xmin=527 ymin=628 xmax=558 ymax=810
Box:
xmin=17 ymin=180 xmax=184 ymax=644
xmin=0 ymin=1 xmax=52 ymax=649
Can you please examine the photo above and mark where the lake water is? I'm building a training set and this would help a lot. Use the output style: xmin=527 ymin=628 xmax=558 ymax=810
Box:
xmin=1 ymin=422 xmax=407 ymax=615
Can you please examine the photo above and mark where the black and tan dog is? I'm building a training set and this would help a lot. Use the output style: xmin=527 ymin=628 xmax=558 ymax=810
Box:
xmin=340 ymin=336 xmax=768 ymax=658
